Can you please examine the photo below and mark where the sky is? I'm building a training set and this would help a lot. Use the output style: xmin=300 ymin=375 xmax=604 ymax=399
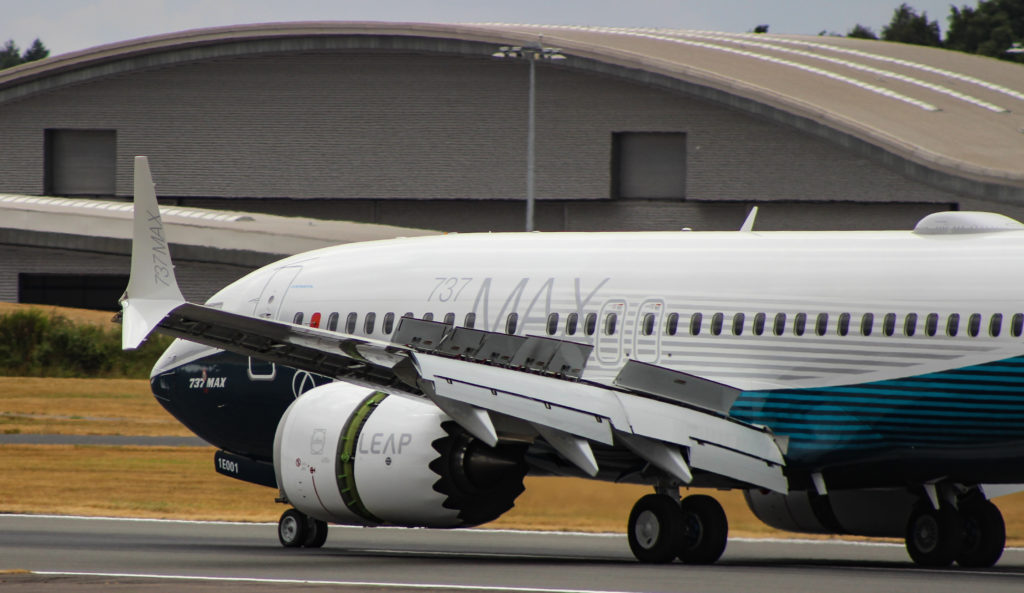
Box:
xmin=3 ymin=0 xmax=967 ymax=57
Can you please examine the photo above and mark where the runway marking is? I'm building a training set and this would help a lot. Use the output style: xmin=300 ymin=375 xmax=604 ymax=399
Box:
xmin=33 ymin=571 xmax=642 ymax=593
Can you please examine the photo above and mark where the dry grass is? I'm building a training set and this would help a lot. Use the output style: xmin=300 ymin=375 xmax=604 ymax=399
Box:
xmin=0 ymin=377 xmax=190 ymax=436
xmin=0 ymin=302 xmax=116 ymax=328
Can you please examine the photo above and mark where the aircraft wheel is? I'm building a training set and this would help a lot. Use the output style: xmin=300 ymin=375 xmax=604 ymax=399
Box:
xmin=676 ymin=494 xmax=728 ymax=564
xmin=957 ymin=499 xmax=1005 ymax=568
xmin=628 ymin=494 xmax=683 ymax=563
xmin=905 ymin=503 xmax=963 ymax=567
xmin=304 ymin=517 xmax=329 ymax=549
xmin=278 ymin=509 xmax=308 ymax=548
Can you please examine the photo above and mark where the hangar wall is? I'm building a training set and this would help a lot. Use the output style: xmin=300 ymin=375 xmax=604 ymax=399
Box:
xmin=0 ymin=244 xmax=251 ymax=308
xmin=0 ymin=51 xmax=964 ymax=232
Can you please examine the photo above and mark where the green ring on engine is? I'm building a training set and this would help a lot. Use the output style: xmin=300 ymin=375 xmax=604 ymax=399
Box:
xmin=336 ymin=390 xmax=388 ymax=523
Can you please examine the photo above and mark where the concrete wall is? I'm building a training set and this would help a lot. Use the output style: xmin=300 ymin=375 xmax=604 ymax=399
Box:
xmin=0 ymin=51 xmax=966 ymax=219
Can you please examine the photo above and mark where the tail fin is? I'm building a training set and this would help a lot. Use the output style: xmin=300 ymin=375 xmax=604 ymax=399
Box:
xmin=120 ymin=156 xmax=185 ymax=350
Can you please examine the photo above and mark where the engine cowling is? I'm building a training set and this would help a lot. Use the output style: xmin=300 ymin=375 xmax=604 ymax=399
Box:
xmin=273 ymin=381 xmax=526 ymax=528
xmin=744 ymin=488 xmax=917 ymax=537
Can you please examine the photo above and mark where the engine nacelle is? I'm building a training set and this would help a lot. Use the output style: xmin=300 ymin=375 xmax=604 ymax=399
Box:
xmin=744 ymin=488 xmax=917 ymax=538
xmin=274 ymin=381 xmax=526 ymax=528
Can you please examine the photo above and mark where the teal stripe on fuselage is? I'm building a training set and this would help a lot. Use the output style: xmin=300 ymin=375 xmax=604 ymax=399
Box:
xmin=730 ymin=355 xmax=1024 ymax=461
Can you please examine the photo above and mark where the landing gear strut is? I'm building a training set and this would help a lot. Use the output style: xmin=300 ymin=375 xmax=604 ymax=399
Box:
xmin=627 ymin=493 xmax=728 ymax=564
xmin=278 ymin=508 xmax=329 ymax=549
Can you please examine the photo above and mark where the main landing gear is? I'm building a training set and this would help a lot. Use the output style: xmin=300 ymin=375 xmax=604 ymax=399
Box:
xmin=905 ymin=497 xmax=1005 ymax=568
xmin=628 ymin=493 xmax=728 ymax=564
xmin=278 ymin=508 xmax=329 ymax=549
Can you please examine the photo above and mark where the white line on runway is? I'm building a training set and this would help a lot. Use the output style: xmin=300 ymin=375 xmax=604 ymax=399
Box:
xmin=33 ymin=571 xmax=642 ymax=593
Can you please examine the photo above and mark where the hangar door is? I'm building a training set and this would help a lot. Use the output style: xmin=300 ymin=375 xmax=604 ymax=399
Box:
xmin=613 ymin=132 xmax=687 ymax=199
xmin=44 ymin=129 xmax=117 ymax=196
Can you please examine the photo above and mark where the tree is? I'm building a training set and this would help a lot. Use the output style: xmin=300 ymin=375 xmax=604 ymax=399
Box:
xmin=21 ymin=38 xmax=49 ymax=63
xmin=0 ymin=37 xmax=49 ymax=70
xmin=0 ymin=39 xmax=20 ymax=69
xmin=946 ymin=0 xmax=1024 ymax=62
xmin=752 ymin=24 xmax=769 ymax=34
xmin=848 ymin=24 xmax=880 ymax=39
xmin=882 ymin=3 xmax=943 ymax=46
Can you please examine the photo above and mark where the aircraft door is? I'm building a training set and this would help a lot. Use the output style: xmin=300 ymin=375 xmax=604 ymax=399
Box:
xmin=255 ymin=266 xmax=302 ymax=320
xmin=633 ymin=299 xmax=664 ymax=363
xmin=596 ymin=299 xmax=626 ymax=366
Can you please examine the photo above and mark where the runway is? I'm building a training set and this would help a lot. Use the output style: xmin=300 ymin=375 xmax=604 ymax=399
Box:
xmin=2 ymin=515 xmax=1023 ymax=593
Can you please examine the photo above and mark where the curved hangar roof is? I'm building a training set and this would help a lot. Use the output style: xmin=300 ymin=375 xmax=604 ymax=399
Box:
xmin=2 ymin=22 xmax=1022 ymax=200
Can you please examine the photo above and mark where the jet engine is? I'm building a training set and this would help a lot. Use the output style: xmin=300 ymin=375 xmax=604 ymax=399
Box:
xmin=274 ymin=381 xmax=527 ymax=527
xmin=745 ymin=488 xmax=917 ymax=537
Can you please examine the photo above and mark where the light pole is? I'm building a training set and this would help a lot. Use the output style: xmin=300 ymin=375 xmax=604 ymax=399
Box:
xmin=493 ymin=41 xmax=564 ymax=232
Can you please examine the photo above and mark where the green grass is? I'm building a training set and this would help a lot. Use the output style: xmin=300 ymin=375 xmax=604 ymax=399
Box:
xmin=0 ymin=308 xmax=171 ymax=378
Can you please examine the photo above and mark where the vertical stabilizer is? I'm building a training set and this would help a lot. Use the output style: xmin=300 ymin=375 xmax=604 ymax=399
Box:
xmin=120 ymin=156 xmax=185 ymax=350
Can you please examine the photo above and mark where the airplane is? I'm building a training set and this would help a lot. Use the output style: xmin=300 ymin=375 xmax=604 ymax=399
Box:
xmin=121 ymin=156 xmax=1024 ymax=568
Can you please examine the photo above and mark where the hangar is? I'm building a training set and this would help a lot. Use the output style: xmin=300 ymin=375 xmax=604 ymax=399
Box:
xmin=0 ymin=22 xmax=1022 ymax=307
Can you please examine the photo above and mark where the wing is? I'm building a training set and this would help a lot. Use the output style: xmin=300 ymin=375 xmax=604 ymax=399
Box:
xmin=121 ymin=156 xmax=788 ymax=493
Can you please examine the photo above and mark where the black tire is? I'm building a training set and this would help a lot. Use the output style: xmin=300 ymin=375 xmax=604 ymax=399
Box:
xmin=957 ymin=499 xmax=1005 ymax=568
xmin=628 ymin=494 xmax=683 ymax=564
xmin=677 ymin=494 xmax=729 ymax=564
xmin=303 ymin=517 xmax=329 ymax=549
xmin=278 ymin=509 xmax=308 ymax=548
xmin=905 ymin=504 xmax=963 ymax=567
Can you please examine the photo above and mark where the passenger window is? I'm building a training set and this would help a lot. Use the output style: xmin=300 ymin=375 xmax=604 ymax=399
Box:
xmin=925 ymin=313 xmax=939 ymax=337
xmin=565 ymin=312 xmax=578 ymax=335
xmin=711 ymin=312 xmax=724 ymax=336
xmin=547 ymin=312 xmax=560 ymax=336
xmin=860 ymin=313 xmax=874 ymax=336
xmin=990 ymin=313 xmax=1002 ymax=338
xmin=464 ymin=312 xmax=477 ymax=329
xmin=838 ymin=312 xmax=850 ymax=336
xmin=1013 ymin=313 xmax=1024 ymax=337
xmin=604 ymin=313 xmax=618 ymax=336
xmin=947 ymin=313 xmax=960 ymax=337
xmin=293 ymin=312 xmax=304 ymax=325
xmin=773 ymin=313 xmax=786 ymax=336
xmin=506 ymin=312 xmax=518 ymax=335
xmin=665 ymin=312 xmax=679 ymax=336
xmin=641 ymin=313 xmax=656 ymax=336
xmin=403 ymin=312 xmax=414 ymax=319
xmin=327 ymin=312 xmax=339 ymax=332
xmin=310 ymin=312 xmax=321 ymax=328
xmin=883 ymin=313 xmax=896 ymax=337
xmin=690 ymin=313 xmax=703 ymax=336
xmin=904 ymin=313 xmax=918 ymax=337
xmin=423 ymin=312 xmax=434 ymax=322
xmin=443 ymin=312 xmax=456 ymax=326
xmin=793 ymin=313 xmax=806 ymax=336
xmin=584 ymin=313 xmax=597 ymax=336
xmin=383 ymin=312 xmax=395 ymax=335
xmin=815 ymin=313 xmax=828 ymax=337
xmin=345 ymin=312 xmax=358 ymax=333
xmin=732 ymin=312 xmax=745 ymax=336
xmin=364 ymin=312 xmax=376 ymax=334
xmin=967 ymin=313 xmax=981 ymax=337
xmin=753 ymin=312 xmax=766 ymax=336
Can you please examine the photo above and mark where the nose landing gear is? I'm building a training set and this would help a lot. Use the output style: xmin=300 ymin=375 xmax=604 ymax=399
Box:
xmin=278 ymin=508 xmax=329 ymax=549
xmin=627 ymin=493 xmax=728 ymax=564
